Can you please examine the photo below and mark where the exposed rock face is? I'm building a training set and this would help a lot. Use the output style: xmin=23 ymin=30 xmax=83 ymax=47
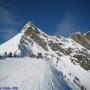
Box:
xmin=73 ymin=53 xmax=90 ymax=70
xmin=71 ymin=32 xmax=90 ymax=49
xmin=84 ymin=32 xmax=90 ymax=41
xmin=48 ymin=41 xmax=71 ymax=55
xmin=21 ymin=22 xmax=48 ymax=51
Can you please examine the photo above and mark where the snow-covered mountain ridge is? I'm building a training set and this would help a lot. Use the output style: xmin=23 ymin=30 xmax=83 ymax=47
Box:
xmin=0 ymin=21 xmax=90 ymax=90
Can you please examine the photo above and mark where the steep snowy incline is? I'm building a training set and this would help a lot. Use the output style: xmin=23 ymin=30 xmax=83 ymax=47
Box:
xmin=0 ymin=33 xmax=23 ymax=55
xmin=0 ymin=57 xmax=71 ymax=90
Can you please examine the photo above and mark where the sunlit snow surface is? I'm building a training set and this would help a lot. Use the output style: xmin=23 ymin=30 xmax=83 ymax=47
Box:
xmin=0 ymin=33 xmax=23 ymax=54
xmin=0 ymin=57 xmax=71 ymax=90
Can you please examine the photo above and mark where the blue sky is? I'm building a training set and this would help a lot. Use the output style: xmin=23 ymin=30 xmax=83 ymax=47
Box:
xmin=0 ymin=0 xmax=90 ymax=44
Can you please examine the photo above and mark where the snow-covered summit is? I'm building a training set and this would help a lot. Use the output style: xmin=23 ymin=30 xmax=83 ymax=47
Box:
xmin=21 ymin=21 xmax=36 ymax=33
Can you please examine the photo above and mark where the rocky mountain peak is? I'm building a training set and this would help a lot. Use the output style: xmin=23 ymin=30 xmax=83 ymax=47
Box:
xmin=84 ymin=31 xmax=90 ymax=41
xmin=27 ymin=21 xmax=33 ymax=26
xmin=21 ymin=21 xmax=36 ymax=33
xmin=71 ymin=31 xmax=90 ymax=49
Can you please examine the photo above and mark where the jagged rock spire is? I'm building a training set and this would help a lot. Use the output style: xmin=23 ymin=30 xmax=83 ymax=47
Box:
xmin=27 ymin=21 xmax=33 ymax=27
xmin=21 ymin=21 xmax=35 ymax=33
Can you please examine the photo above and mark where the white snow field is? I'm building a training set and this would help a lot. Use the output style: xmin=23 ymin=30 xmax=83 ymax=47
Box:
xmin=0 ymin=57 xmax=71 ymax=90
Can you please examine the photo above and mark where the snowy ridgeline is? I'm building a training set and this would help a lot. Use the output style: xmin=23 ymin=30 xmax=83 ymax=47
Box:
xmin=0 ymin=57 xmax=71 ymax=90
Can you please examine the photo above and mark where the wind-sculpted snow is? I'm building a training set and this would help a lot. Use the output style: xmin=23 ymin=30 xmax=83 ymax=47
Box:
xmin=0 ymin=57 xmax=71 ymax=90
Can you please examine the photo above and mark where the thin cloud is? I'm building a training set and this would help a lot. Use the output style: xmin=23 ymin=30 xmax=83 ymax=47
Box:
xmin=0 ymin=8 xmax=20 ymax=25
xmin=0 ymin=8 xmax=20 ymax=44
xmin=55 ymin=14 xmax=78 ymax=36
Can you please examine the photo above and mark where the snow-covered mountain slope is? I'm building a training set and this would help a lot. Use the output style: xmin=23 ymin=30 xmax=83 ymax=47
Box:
xmin=0 ymin=21 xmax=46 ymax=56
xmin=0 ymin=21 xmax=90 ymax=90
xmin=0 ymin=33 xmax=23 ymax=55
xmin=0 ymin=57 xmax=71 ymax=90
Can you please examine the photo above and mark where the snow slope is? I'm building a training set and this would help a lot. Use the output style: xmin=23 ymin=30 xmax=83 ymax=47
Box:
xmin=55 ymin=55 xmax=90 ymax=90
xmin=0 ymin=33 xmax=23 ymax=55
xmin=0 ymin=57 xmax=71 ymax=90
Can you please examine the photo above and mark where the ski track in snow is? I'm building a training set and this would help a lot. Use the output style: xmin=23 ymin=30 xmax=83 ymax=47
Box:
xmin=0 ymin=57 xmax=71 ymax=90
